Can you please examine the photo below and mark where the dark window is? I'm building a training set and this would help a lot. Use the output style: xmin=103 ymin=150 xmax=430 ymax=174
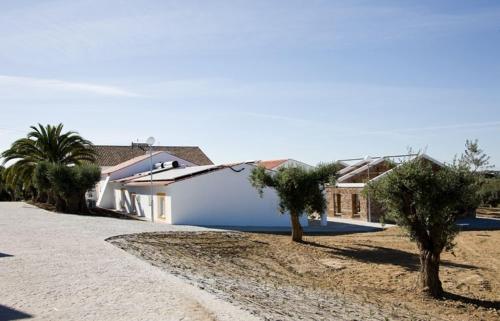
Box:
xmin=352 ymin=194 xmax=361 ymax=214
xmin=335 ymin=194 xmax=342 ymax=214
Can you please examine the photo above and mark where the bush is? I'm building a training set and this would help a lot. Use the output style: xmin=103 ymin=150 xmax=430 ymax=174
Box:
xmin=33 ymin=161 xmax=52 ymax=203
xmin=479 ymin=178 xmax=500 ymax=207
xmin=48 ymin=164 xmax=100 ymax=213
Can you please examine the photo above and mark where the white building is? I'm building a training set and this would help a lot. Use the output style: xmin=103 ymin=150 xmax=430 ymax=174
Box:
xmin=96 ymin=151 xmax=195 ymax=207
xmin=87 ymin=144 xmax=213 ymax=206
xmin=96 ymin=154 xmax=308 ymax=227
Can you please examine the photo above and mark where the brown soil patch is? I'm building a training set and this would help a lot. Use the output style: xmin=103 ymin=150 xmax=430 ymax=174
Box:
xmin=109 ymin=228 xmax=500 ymax=321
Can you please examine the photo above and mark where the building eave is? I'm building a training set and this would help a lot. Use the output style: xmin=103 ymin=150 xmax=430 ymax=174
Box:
xmin=336 ymin=182 xmax=366 ymax=188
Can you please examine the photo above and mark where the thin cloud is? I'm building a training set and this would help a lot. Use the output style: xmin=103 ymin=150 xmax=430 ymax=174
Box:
xmin=241 ymin=112 xmax=315 ymax=127
xmin=241 ymin=112 xmax=500 ymax=139
xmin=0 ymin=75 xmax=141 ymax=97
xmin=358 ymin=121 xmax=500 ymax=136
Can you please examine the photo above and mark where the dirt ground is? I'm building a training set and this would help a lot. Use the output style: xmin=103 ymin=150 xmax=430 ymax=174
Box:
xmin=108 ymin=228 xmax=500 ymax=321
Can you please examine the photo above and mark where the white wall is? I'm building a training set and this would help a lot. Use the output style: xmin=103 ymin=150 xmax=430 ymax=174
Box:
xmin=96 ymin=151 xmax=195 ymax=208
xmin=112 ymin=184 xmax=171 ymax=222
xmin=168 ymin=164 xmax=308 ymax=227
xmin=106 ymin=163 xmax=310 ymax=227
xmin=108 ymin=152 xmax=195 ymax=181
xmin=96 ymin=177 xmax=116 ymax=208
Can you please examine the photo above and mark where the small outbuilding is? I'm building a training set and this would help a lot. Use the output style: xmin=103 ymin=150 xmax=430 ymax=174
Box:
xmin=326 ymin=154 xmax=444 ymax=222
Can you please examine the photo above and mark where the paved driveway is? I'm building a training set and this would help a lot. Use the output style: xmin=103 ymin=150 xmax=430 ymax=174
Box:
xmin=0 ymin=202 xmax=258 ymax=321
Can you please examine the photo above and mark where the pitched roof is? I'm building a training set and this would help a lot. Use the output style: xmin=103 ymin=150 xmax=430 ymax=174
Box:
xmin=337 ymin=157 xmax=387 ymax=182
xmin=335 ymin=153 xmax=445 ymax=186
xmin=337 ymin=159 xmax=371 ymax=176
xmin=116 ymin=163 xmax=250 ymax=186
xmin=101 ymin=151 xmax=163 ymax=175
xmin=258 ymin=159 xmax=288 ymax=170
xmin=125 ymin=165 xmax=220 ymax=183
xmin=93 ymin=145 xmax=213 ymax=167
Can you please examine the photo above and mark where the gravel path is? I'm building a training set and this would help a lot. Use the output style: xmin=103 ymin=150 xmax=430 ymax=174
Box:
xmin=0 ymin=202 xmax=259 ymax=321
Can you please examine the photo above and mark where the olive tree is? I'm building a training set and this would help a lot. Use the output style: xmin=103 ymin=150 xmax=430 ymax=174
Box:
xmin=250 ymin=163 xmax=339 ymax=242
xmin=48 ymin=164 xmax=100 ymax=213
xmin=365 ymin=157 xmax=478 ymax=298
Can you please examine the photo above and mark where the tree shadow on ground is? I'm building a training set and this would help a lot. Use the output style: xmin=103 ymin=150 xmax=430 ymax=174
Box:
xmin=443 ymin=292 xmax=500 ymax=310
xmin=302 ymin=241 xmax=477 ymax=271
xmin=0 ymin=304 xmax=32 ymax=320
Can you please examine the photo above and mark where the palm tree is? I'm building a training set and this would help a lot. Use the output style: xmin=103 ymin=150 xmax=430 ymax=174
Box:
xmin=1 ymin=123 xmax=96 ymax=194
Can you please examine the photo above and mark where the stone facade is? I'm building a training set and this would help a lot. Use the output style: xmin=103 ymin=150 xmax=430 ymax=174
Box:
xmin=328 ymin=155 xmax=446 ymax=223
xmin=325 ymin=186 xmax=383 ymax=222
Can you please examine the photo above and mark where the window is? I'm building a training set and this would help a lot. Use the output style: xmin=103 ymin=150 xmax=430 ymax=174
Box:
xmin=157 ymin=193 xmax=166 ymax=220
xmin=335 ymin=194 xmax=342 ymax=215
xmin=352 ymin=194 xmax=361 ymax=215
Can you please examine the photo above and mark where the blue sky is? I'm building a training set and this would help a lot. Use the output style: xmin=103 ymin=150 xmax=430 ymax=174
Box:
xmin=0 ymin=0 xmax=499 ymax=166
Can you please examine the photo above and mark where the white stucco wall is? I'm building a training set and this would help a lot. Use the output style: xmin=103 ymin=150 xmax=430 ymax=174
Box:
xmin=113 ymin=185 xmax=171 ymax=223
xmin=107 ymin=152 xmax=195 ymax=181
xmin=96 ymin=151 xmax=194 ymax=208
xmin=167 ymin=164 xmax=308 ymax=227
xmin=105 ymin=163 xmax=309 ymax=227
xmin=96 ymin=177 xmax=116 ymax=208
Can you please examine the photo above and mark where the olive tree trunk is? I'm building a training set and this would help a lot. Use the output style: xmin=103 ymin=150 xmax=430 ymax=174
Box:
xmin=290 ymin=213 xmax=303 ymax=242
xmin=64 ymin=194 xmax=81 ymax=214
xmin=419 ymin=249 xmax=443 ymax=298
xmin=54 ymin=195 xmax=66 ymax=212
xmin=47 ymin=191 xmax=56 ymax=205
xmin=36 ymin=191 xmax=48 ymax=203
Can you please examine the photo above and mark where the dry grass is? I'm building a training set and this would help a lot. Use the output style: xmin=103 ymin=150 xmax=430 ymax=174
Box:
xmin=109 ymin=228 xmax=500 ymax=321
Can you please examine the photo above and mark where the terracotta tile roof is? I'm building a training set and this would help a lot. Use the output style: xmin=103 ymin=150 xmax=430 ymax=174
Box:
xmin=93 ymin=145 xmax=213 ymax=167
xmin=258 ymin=159 xmax=288 ymax=170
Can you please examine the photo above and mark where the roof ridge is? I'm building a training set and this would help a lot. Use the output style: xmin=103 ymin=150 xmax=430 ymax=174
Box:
xmin=93 ymin=145 xmax=213 ymax=167
xmin=93 ymin=144 xmax=202 ymax=148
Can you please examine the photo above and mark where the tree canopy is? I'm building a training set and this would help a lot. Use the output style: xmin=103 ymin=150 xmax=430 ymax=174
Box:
xmin=1 ymin=123 xmax=96 ymax=189
xmin=1 ymin=123 xmax=98 ymax=213
xmin=365 ymin=156 xmax=478 ymax=297
xmin=48 ymin=163 xmax=101 ymax=213
xmin=459 ymin=139 xmax=491 ymax=173
xmin=250 ymin=163 xmax=340 ymax=242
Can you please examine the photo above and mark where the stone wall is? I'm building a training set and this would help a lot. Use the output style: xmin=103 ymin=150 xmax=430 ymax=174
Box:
xmin=326 ymin=186 xmax=383 ymax=222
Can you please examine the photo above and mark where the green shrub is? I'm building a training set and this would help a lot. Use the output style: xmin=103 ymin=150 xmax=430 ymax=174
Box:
xmin=48 ymin=164 xmax=100 ymax=213
xmin=479 ymin=178 xmax=500 ymax=207
xmin=33 ymin=161 xmax=52 ymax=203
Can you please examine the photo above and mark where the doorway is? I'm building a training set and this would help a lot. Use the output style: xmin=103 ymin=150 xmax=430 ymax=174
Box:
xmin=156 ymin=193 xmax=167 ymax=221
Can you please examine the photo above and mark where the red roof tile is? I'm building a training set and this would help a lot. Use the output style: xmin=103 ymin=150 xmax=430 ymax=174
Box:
xmin=93 ymin=145 xmax=213 ymax=167
xmin=258 ymin=159 xmax=288 ymax=170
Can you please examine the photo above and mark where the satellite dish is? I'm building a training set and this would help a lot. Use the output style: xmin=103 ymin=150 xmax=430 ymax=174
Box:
xmin=146 ymin=136 xmax=155 ymax=146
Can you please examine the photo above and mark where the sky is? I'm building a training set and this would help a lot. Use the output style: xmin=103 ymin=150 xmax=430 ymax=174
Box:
xmin=0 ymin=0 xmax=499 ymax=166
